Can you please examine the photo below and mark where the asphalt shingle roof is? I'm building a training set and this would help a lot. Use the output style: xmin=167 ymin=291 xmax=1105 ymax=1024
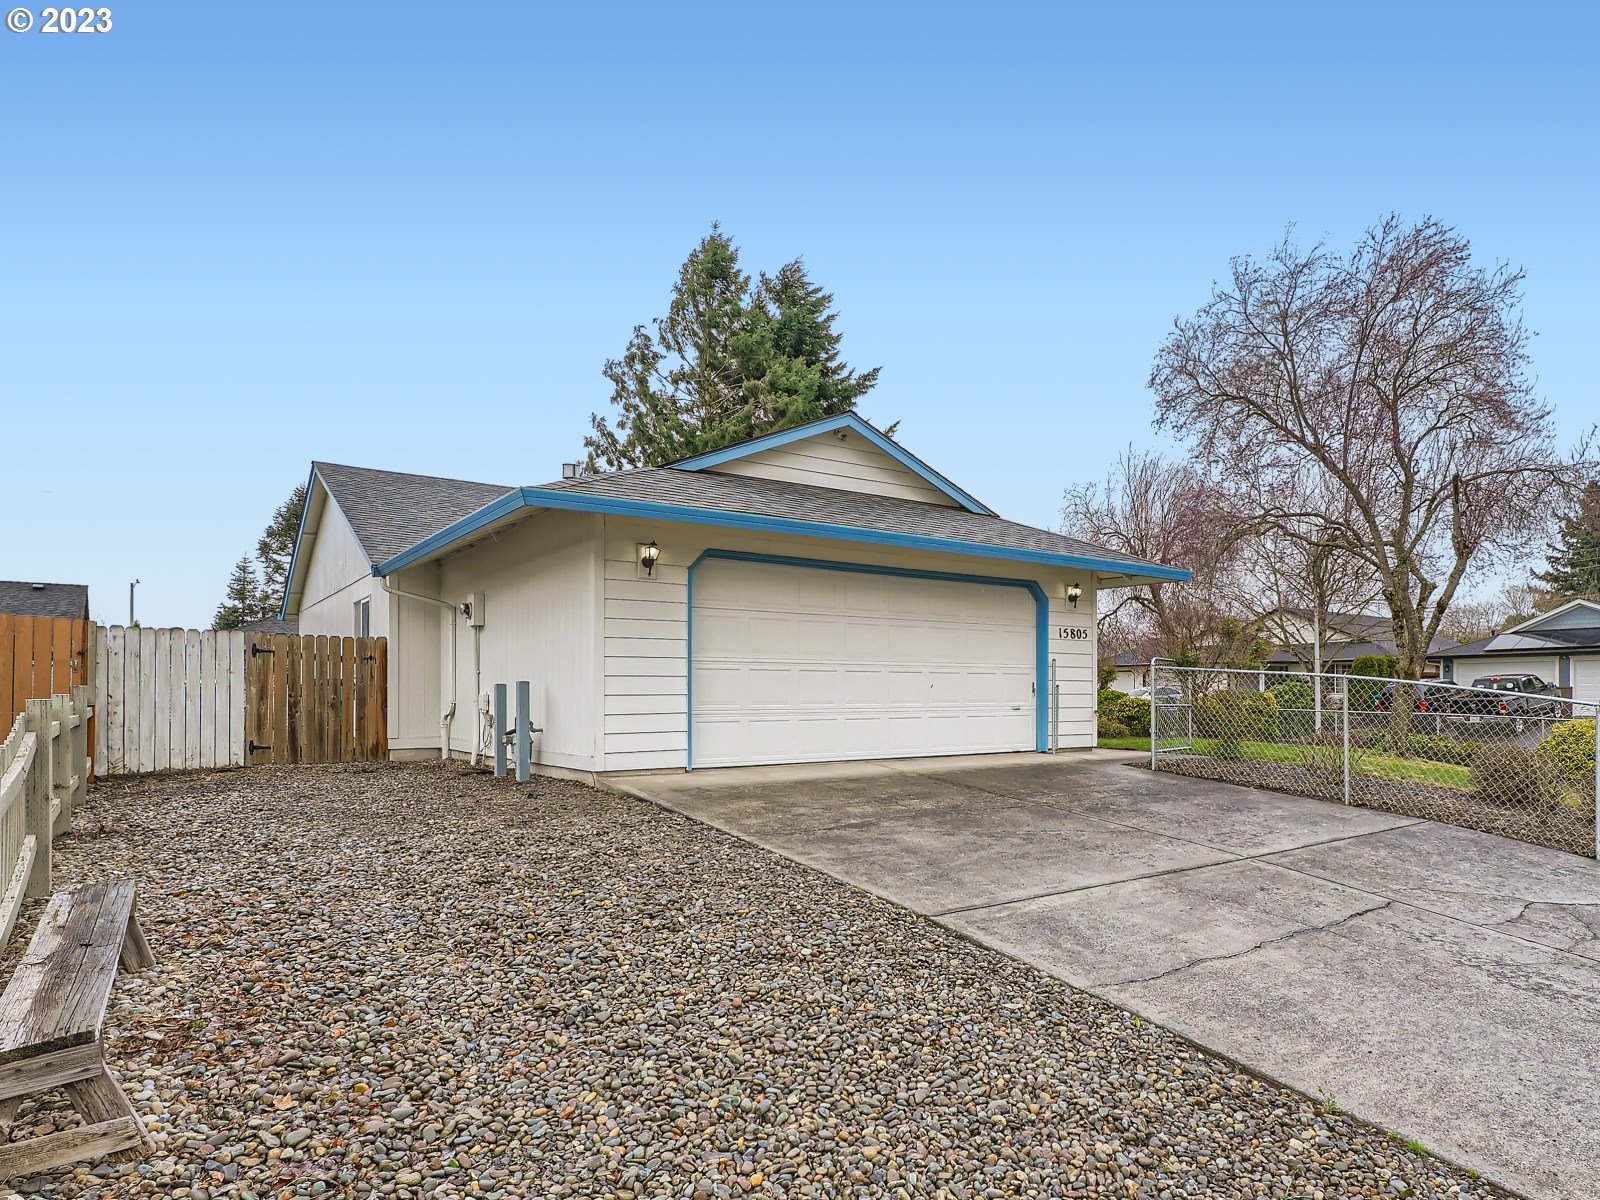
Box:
xmin=0 ymin=581 xmax=89 ymax=620
xmin=314 ymin=462 xmax=512 ymax=566
xmin=538 ymin=466 xmax=1174 ymax=574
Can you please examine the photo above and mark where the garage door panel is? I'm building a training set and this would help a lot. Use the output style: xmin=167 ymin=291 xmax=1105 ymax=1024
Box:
xmin=692 ymin=559 xmax=1038 ymax=767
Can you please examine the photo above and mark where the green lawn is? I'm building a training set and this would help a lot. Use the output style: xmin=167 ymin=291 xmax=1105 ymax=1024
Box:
xmin=1097 ymin=737 xmax=1473 ymax=790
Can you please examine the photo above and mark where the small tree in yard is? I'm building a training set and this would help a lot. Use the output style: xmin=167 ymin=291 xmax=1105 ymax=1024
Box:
xmin=1538 ymin=480 xmax=1600 ymax=599
xmin=1151 ymin=216 xmax=1593 ymax=685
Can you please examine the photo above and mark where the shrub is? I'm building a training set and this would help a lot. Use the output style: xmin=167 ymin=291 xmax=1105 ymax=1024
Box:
xmin=1113 ymin=694 xmax=1152 ymax=738
xmin=1469 ymin=742 xmax=1564 ymax=809
xmin=1539 ymin=720 xmax=1596 ymax=784
xmin=1346 ymin=655 xmax=1399 ymax=714
xmin=1097 ymin=659 xmax=1119 ymax=690
xmin=1268 ymin=678 xmax=1315 ymax=737
xmin=1097 ymin=714 xmax=1131 ymax=740
xmin=1195 ymin=688 xmax=1280 ymax=754
xmin=1399 ymin=733 xmax=1479 ymax=767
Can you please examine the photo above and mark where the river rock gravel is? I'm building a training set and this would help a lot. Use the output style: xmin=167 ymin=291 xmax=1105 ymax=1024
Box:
xmin=0 ymin=761 xmax=1513 ymax=1199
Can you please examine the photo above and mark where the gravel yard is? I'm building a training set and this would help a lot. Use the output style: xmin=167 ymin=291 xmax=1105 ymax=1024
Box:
xmin=2 ymin=761 xmax=1514 ymax=1200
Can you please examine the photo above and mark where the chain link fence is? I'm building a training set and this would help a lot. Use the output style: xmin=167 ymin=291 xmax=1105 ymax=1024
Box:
xmin=1149 ymin=665 xmax=1599 ymax=858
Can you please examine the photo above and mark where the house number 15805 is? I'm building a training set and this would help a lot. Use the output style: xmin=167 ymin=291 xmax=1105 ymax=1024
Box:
xmin=1057 ymin=626 xmax=1090 ymax=641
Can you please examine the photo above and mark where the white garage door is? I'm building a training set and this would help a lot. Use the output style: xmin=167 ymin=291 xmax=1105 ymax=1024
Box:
xmin=691 ymin=558 xmax=1038 ymax=768
xmin=1571 ymin=656 xmax=1600 ymax=708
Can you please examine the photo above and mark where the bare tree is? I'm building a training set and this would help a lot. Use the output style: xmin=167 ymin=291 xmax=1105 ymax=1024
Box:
xmin=1437 ymin=581 xmax=1553 ymax=644
xmin=1064 ymin=447 xmax=1259 ymax=666
xmin=1151 ymin=215 xmax=1591 ymax=682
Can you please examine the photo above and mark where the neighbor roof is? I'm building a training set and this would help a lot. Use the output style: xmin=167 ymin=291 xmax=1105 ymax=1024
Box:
xmin=1263 ymin=637 xmax=1457 ymax=664
xmin=312 ymin=461 xmax=512 ymax=565
xmin=0 ymin=581 xmax=89 ymax=620
xmin=377 ymin=465 xmax=1189 ymax=582
xmin=1440 ymin=628 xmax=1600 ymax=658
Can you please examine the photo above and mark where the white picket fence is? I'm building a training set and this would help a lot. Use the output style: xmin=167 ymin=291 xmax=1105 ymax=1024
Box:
xmin=91 ymin=627 xmax=247 ymax=776
xmin=0 ymin=688 xmax=90 ymax=952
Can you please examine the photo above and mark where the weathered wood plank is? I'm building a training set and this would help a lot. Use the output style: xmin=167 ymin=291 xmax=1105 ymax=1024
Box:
xmin=226 ymin=632 xmax=246 ymax=767
xmin=135 ymin=628 xmax=156 ymax=774
xmin=104 ymin=628 xmax=125 ymax=776
xmin=342 ymin=638 xmax=356 ymax=762
xmin=183 ymin=630 xmax=201 ymax=771
xmin=0 ymin=1115 xmax=145 ymax=1180
xmin=0 ymin=883 xmax=141 ymax=1064
xmin=9 ymin=617 xmax=33 ymax=729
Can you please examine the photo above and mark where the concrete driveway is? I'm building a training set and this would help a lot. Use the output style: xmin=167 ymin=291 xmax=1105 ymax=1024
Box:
xmin=610 ymin=751 xmax=1600 ymax=1200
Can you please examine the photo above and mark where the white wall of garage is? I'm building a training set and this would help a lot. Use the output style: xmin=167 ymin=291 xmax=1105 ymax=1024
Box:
xmin=363 ymin=509 xmax=1102 ymax=774
xmin=596 ymin=516 xmax=1098 ymax=772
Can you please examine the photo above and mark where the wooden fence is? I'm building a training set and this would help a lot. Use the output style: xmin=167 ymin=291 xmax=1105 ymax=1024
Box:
xmin=245 ymin=635 xmax=387 ymax=765
xmin=0 ymin=615 xmax=90 ymax=731
xmin=0 ymin=688 xmax=90 ymax=953
xmin=90 ymin=629 xmax=387 ymax=775
xmin=91 ymin=627 xmax=247 ymax=775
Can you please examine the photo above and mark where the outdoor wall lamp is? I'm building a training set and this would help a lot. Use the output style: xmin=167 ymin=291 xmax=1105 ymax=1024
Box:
xmin=1066 ymin=582 xmax=1083 ymax=608
xmin=639 ymin=541 xmax=661 ymax=577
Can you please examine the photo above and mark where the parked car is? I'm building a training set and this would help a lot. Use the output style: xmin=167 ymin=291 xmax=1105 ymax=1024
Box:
xmin=1444 ymin=674 xmax=1563 ymax=729
xmin=1128 ymin=685 xmax=1184 ymax=706
xmin=1373 ymin=682 xmax=1452 ymax=715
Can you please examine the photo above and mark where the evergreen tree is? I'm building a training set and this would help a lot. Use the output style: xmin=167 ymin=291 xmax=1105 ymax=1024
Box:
xmin=585 ymin=226 xmax=880 ymax=470
xmin=256 ymin=484 xmax=307 ymax=612
xmin=1538 ymin=481 xmax=1600 ymax=598
xmin=211 ymin=482 xmax=307 ymax=628
xmin=213 ymin=557 xmax=260 ymax=630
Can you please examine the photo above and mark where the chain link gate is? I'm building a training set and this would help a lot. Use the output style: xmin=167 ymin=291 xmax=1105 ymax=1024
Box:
xmin=1150 ymin=663 xmax=1599 ymax=859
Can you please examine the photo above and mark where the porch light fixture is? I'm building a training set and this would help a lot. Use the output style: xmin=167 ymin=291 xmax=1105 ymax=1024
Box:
xmin=639 ymin=541 xmax=661 ymax=576
xmin=1066 ymin=582 xmax=1083 ymax=608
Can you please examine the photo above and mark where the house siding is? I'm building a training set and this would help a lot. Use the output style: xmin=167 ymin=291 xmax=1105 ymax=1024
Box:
xmin=705 ymin=433 xmax=959 ymax=507
xmin=435 ymin=510 xmax=601 ymax=771
xmin=599 ymin=516 xmax=1096 ymax=771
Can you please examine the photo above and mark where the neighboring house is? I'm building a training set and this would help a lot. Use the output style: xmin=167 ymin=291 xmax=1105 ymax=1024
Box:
xmin=1436 ymin=599 xmax=1600 ymax=705
xmin=0 ymin=581 xmax=89 ymax=621
xmin=280 ymin=413 xmax=1187 ymax=775
xmin=1256 ymin=607 xmax=1455 ymax=678
xmin=1111 ymin=654 xmax=1150 ymax=692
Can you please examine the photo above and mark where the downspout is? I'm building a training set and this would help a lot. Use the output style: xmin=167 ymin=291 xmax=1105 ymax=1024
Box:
xmin=379 ymin=577 xmax=458 ymax=760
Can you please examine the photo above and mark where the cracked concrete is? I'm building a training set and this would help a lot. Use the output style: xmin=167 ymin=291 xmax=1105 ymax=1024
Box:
xmin=613 ymin=751 xmax=1600 ymax=1200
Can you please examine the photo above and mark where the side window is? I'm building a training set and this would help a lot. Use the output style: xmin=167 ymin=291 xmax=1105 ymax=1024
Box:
xmin=354 ymin=597 xmax=371 ymax=638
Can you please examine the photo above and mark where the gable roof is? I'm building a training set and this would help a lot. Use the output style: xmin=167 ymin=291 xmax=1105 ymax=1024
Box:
xmin=0 ymin=581 xmax=89 ymax=621
xmin=280 ymin=462 xmax=512 ymax=618
xmin=668 ymin=413 xmax=997 ymax=516
xmin=376 ymin=465 xmax=1188 ymax=583
xmin=313 ymin=461 xmax=512 ymax=565
xmin=1501 ymin=598 xmax=1600 ymax=636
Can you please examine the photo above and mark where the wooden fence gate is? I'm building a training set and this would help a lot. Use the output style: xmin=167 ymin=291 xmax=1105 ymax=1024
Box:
xmin=244 ymin=635 xmax=387 ymax=765
xmin=1 ymin=616 xmax=90 ymax=731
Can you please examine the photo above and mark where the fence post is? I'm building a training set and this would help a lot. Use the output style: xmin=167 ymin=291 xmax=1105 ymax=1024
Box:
xmin=1048 ymin=660 xmax=1058 ymax=753
xmin=49 ymin=695 xmax=71 ymax=836
xmin=493 ymin=683 xmax=507 ymax=777
xmin=1149 ymin=660 xmax=1159 ymax=771
xmin=71 ymin=685 xmax=89 ymax=811
xmin=514 ymin=680 xmax=531 ymax=784
xmin=23 ymin=699 xmax=52 ymax=898
xmin=1341 ymin=683 xmax=1351 ymax=806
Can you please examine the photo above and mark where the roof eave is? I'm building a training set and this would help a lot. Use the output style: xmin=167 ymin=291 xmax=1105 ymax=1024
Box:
xmin=279 ymin=466 xmax=328 ymax=621
xmin=373 ymin=486 xmax=1190 ymax=583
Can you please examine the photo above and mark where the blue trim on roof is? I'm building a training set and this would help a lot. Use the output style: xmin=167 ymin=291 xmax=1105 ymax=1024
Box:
xmin=669 ymin=413 xmax=998 ymax=516
xmin=278 ymin=464 xmax=323 ymax=620
xmin=373 ymin=486 xmax=1191 ymax=582
xmin=685 ymin=549 xmax=1049 ymax=768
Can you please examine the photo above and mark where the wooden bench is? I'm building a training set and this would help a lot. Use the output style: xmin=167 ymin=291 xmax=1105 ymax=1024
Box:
xmin=0 ymin=883 xmax=154 ymax=1180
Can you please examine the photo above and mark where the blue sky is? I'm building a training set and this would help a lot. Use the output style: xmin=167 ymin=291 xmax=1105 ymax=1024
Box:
xmin=3 ymin=2 xmax=1595 ymax=628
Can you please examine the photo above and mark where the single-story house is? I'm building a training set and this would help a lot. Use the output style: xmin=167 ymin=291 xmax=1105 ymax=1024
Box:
xmin=1436 ymin=599 xmax=1600 ymax=706
xmin=279 ymin=414 xmax=1187 ymax=775
xmin=1255 ymin=608 xmax=1455 ymax=678
xmin=0 ymin=581 xmax=89 ymax=621
xmin=237 ymin=616 xmax=299 ymax=636
xmin=1110 ymin=654 xmax=1151 ymax=692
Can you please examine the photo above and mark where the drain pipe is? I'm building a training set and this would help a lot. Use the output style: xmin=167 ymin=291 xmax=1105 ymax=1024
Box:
xmin=379 ymin=577 xmax=458 ymax=760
